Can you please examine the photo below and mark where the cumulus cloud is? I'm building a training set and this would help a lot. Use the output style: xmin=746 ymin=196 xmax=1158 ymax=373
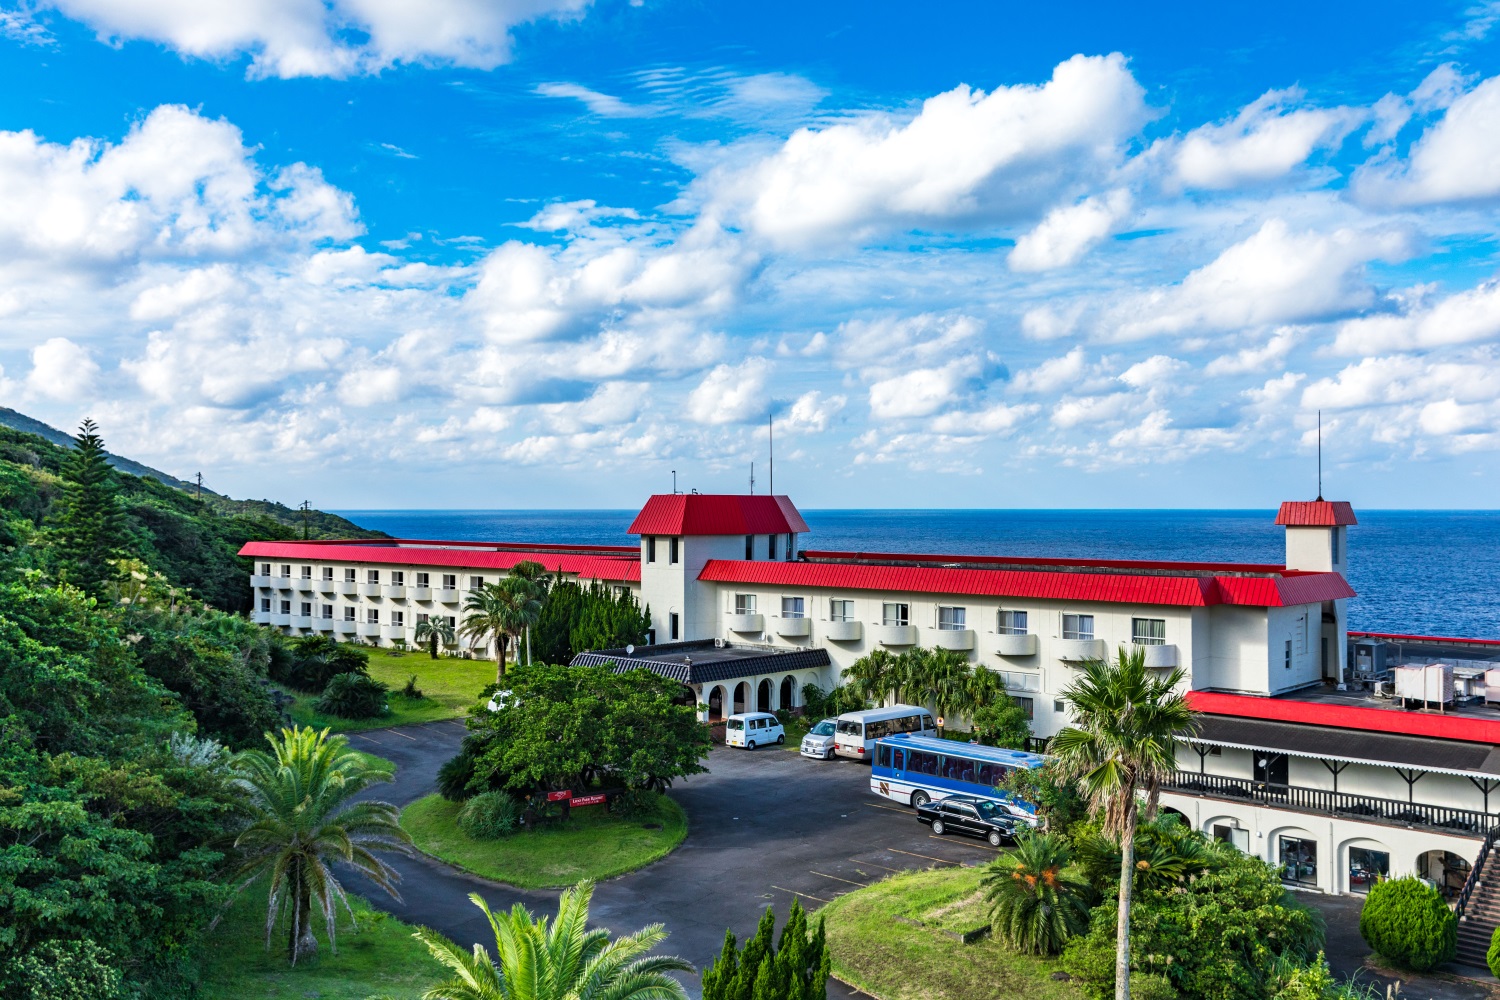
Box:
xmin=1008 ymin=189 xmax=1131 ymax=272
xmin=778 ymin=390 xmax=846 ymax=433
xmin=27 ymin=337 xmax=98 ymax=401
xmin=867 ymin=362 xmax=980 ymax=420
xmin=687 ymin=53 xmax=1150 ymax=247
xmin=1354 ymin=72 xmax=1500 ymax=205
xmin=37 ymin=0 xmax=591 ymax=78
xmin=1171 ymin=88 xmax=1361 ymax=189
xmin=687 ymin=358 xmax=773 ymax=424
xmin=1331 ymin=280 xmax=1500 ymax=354
xmin=1204 ymin=327 xmax=1300 ymax=376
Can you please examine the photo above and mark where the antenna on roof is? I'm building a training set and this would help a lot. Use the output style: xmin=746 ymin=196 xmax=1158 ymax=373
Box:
xmin=749 ymin=461 xmax=755 ymax=495
xmin=671 ymin=470 xmax=678 ymax=495
xmin=768 ymin=412 xmax=774 ymax=496
xmin=1316 ymin=410 xmax=1323 ymax=501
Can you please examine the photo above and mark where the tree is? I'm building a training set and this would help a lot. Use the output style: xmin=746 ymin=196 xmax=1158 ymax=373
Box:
xmin=411 ymin=880 xmax=692 ymax=1000
xmin=225 ymin=726 xmax=412 ymax=964
xmin=1048 ymin=646 xmax=1195 ymax=1000
xmin=50 ymin=419 xmax=129 ymax=597
xmin=982 ymin=831 xmax=1090 ymax=955
xmin=414 ymin=615 xmax=455 ymax=659
xmin=1358 ymin=876 xmax=1456 ymax=972
xmin=845 ymin=648 xmax=898 ymax=705
xmin=462 ymin=579 xmax=542 ymax=681
xmin=701 ymin=900 xmax=831 ymax=1000
xmin=1073 ymin=811 xmax=1225 ymax=892
xmin=569 ymin=581 xmax=651 ymax=655
xmin=971 ymin=697 xmax=1033 ymax=749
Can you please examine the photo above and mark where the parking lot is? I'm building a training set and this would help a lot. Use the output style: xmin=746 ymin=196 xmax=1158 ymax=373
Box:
xmin=347 ymin=721 xmax=1007 ymax=998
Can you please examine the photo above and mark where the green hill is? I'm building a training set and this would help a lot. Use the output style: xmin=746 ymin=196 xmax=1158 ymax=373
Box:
xmin=0 ymin=414 xmax=385 ymax=612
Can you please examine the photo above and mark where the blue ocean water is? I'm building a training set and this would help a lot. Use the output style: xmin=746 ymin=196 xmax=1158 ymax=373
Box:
xmin=332 ymin=509 xmax=1500 ymax=639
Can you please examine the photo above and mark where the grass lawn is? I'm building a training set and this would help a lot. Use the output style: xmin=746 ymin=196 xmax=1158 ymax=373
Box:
xmin=285 ymin=649 xmax=495 ymax=732
xmin=818 ymin=866 xmax=1081 ymax=1000
xmin=199 ymin=882 xmax=447 ymax=1000
xmin=401 ymin=791 xmax=688 ymax=889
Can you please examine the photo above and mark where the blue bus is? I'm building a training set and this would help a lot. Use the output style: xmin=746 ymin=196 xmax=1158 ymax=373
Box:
xmin=870 ymin=733 xmax=1045 ymax=824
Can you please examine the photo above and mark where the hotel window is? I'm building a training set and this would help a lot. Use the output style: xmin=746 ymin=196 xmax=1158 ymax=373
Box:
xmin=1285 ymin=639 xmax=1293 ymax=670
xmin=669 ymin=537 xmax=680 ymax=564
xmin=937 ymin=606 xmax=966 ymax=631
xmin=997 ymin=610 xmax=1029 ymax=635
xmin=300 ymin=602 xmax=312 ymax=616
xmin=322 ymin=567 xmax=334 ymax=581
xmin=391 ymin=571 xmax=404 ymax=586
xmin=669 ymin=612 xmax=680 ymax=640
xmin=344 ymin=607 xmax=356 ymax=621
xmin=1296 ymin=613 xmax=1308 ymax=653
xmin=260 ymin=562 xmax=271 ymax=575
xmin=734 ymin=594 xmax=758 ymax=615
xmin=645 ymin=537 xmax=656 ymax=563
xmin=1331 ymin=530 xmax=1341 ymax=565
xmin=444 ymin=616 xmax=456 ymax=628
xmin=781 ymin=596 xmax=805 ymax=619
xmin=1053 ymin=699 xmax=1066 ymax=714
xmin=367 ymin=608 xmax=379 ymax=624
xmin=280 ymin=564 xmax=291 ymax=577
xmin=785 ymin=535 xmax=795 ymax=561
xmin=745 ymin=534 xmax=754 ymax=559
xmin=882 ymin=603 xmax=910 ymax=627
xmin=260 ymin=597 xmax=270 ymax=612
xmin=416 ymin=572 xmax=429 ymax=586
xmin=301 ymin=565 xmax=312 ymax=579
xmin=416 ymin=613 xmax=429 ymax=625
xmin=1012 ymin=697 xmax=1035 ymax=720
xmin=767 ymin=534 xmax=779 ymax=560
xmin=321 ymin=604 xmax=333 ymax=619
xmin=442 ymin=574 xmax=456 ymax=589
xmin=1131 ymin=618 xmax=1166 ymax=646
xmin=469 ymin=575 xmax=484 ymax=591
xmin=1062 ymin=614 xmax=1094 ymax=641
xmin=367 ymin=569 xmax=380 ymax=584
xmin=998 ymin=670 xmax=1041 ymax=692
xmin=391 ymin=611 xmax=404 ymax=627
xmin=279 ymin=600 xmax=291 ymax=614
xmin=829 ymin=599 xmax=854 ymax=622
xmin=344 ymin=568 xmax=356 ymax=582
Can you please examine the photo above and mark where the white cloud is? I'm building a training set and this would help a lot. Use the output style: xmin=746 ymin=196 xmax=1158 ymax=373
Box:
xmin=1354 ymin=72 xmax=1500 ymax=205
xmin=1010 ymin=347 xmax=1091 ymax=395
xmin=868 ymin=362 xmax=976 ymax=420
xmin=833 ymin=312 xmax=982 ymax=376
xmin=930 ymin=401 xmax=1036 ymax=435
xmin=1332 ymin=280 xmax=1500 ymax=354
xmin=1009 ymin=189 xmax=1131 ymax=272
xmin=1118 ymin=354 xmax=1188 ymax=390
xmin=778 ymin=390 xmax=846 ymax=433
xmin=40 ymin=0 xmax=591 ymax=78
xmin=1205 ymin=327 xmax=1300 ymax=376
xmin=534 ymin=82 xmax=653 ymax=117
xmin=27 ymin=337 xmax=99 ymax=401
xmin=1171 ymin=88 xmax=1361 ymax=189
xmin=687 ymin=53 xmax=1149 ymax=247
xmin=687 ymin=358 xmax=772 ymax=424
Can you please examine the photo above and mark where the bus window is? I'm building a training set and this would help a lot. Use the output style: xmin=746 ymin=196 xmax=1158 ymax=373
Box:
xmin=909 ymin=750 xmax=938 ymax=775
xmin=877 ymin=744 xmax=891 ymax=767
xmin=837 ymin=720 xmax=863 ymax=736
xmin=977 ymin=763 xmax=996 ymax=785
xmin=892 ymin=748 xmax=906 ymax=770
xmin=867 ymin=720 xmax=889 ymax=739
xmin=953 ymin=757 xmax=976 ymax=783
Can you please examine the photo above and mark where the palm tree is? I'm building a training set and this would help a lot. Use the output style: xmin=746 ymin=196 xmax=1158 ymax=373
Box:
xmin=504 ymin=561 xmax=549 ymax=666
xmin=462 ymin=580 xmax=543 ymax=682
xmin=982 ymin=830 xmax=1091 ymax=956
xmin=414 ymin=615 xmax=455 ymax=659
xmin=845 ymin=648 xmax=898 ymax=705
xmin=225 ymin=726 xmax=412 ymax=964
xmin=411 ymin=880 xmax=692 ymax=1000
xmin=1048 ymin=646 xmax=1195 ymax=1000
xmin=1073 ymin=810 xmax=1223 ymax=892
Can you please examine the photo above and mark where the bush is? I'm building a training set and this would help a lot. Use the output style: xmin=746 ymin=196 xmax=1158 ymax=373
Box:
xmin=313 ymin=671 xmax=389 ymax=719
xmin=1131 ymin=973 xmax=1177 ymax=1000
xmin=1488 ymin=924 xmax=1500 ymax=978
xmin=1358 ymin=876 xmax=1455 ymax=972
xmin=611 ymin=787 xmax=659 ymax=820
xmin=438 ymin=751 xmax=477 ymax=801
xmin=458 ymin=791 xmax=524 ymax=839
xmin=401 ymin=674 xmax=423 ymax=699
xmin=1 ymin=938 xmax=124 ymax=1000
xmin=277 ymin=635 xmax=370 ymax=693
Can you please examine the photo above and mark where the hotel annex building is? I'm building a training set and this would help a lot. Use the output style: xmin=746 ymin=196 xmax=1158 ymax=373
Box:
xmin=242 ymin=493 xmax=1500 ymax=961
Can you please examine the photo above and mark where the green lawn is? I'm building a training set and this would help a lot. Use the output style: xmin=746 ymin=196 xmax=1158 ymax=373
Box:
xmin=285 ymin=649 xmax=495 ymax=732
xmin=199 ymin=882 xmax=447 ymax=1000
xmin=401 ymin=792 xmax=688 ymax=889
xmin=818 ymin=867 xmax=1081 ymax=1000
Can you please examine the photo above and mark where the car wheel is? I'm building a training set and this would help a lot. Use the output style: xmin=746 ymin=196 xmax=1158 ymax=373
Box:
xmin=825 ymin=748 xmax=836 ymax=760
xmin=988 ymin=829 xmax=1003 ymax=847
xmin=931 ymin=819 xmax=945 ymax=836
xmin=777 ymin=734 xmax=785 ymax=745
xmin=911 ymin=790 xmax=930 ymax=807
xmin=747 ymin=741 xmax=756 ymax=751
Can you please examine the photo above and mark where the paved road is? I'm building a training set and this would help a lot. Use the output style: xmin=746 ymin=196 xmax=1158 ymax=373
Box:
xmin=345 ymin=720 xmax=1006 ymax=998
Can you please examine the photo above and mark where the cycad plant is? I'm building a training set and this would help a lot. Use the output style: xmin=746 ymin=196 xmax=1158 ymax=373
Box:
xmin=225 ymin=726 xmax=412 ymax=964
xmin=415 ymin=615 xmax=455 ymax=659
xmin=411 ymin=880 xmax=692 ymax=1000
xmin=982 ymin=830 xmax=1091 ymax=955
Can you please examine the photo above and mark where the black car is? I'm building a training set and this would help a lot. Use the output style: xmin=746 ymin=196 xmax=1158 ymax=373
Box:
xmin=915 ymin=795 xmax=1018 ymax=847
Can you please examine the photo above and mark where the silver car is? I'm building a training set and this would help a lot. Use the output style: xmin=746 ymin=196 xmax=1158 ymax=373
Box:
xmin=799 ymin=718 xmax=838 ymax=760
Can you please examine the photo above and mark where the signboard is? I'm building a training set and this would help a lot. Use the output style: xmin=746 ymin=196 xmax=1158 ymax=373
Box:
xmin=546 ymin=790 xmax=573 ymax=802
xmin=572 ymin=793 xmax=607 ymax=807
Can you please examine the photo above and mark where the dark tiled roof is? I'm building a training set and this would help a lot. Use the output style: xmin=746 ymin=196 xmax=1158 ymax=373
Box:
xmin=1192 ymin=715 xmax=1500 ymax=775
xmin=570 ymin=641 xmax=829 ymax=685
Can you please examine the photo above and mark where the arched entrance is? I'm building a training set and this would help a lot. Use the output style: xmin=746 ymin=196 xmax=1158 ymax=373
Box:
xmin=780 ymin=675 xmax=795 ymax=711
xmin=707 ymin=686 xmax=724 ymax=721
xmin=1417 ymin=849 xmax=1472 ymax=898
xmin=733 ymin=682 xmax=748 ymax=715
xmin=757 ymin=679 xmax=773 ymax=713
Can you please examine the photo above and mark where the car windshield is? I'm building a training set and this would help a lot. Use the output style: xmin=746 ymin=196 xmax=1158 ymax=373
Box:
xmin=810 ymin=720 xmax=836 ymax=736
xmin=975 ymin=801 xmax=1004 ymax=819
xmin=726 ymin=720 xmax=744 ymax=731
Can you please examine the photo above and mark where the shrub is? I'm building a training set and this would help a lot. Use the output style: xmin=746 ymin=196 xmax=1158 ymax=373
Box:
xmin=1131 ymin=973 xmax=1177 ymax=1000
xmin=438 ymin=751 xmax=477 ymax=802
xmin=279 ymin=635 xmax=370 ymax=692
xmin=313 ymin=672 xmax=389 ymax=719
xmin=611 ymin=787 xmax=659 ymax=820
xmin=458 ymin=791 xmax=524 ymax=839
xmin=1 ymin=939 xmax=124 ymax=1000
xmin=701 ymin=902 xmax=830 ymax=1000
xmin=1488 ymin=924 xmax=1500 ymax=978
xmin=1358 ymin=876 xmax=1455 ymax=972
xmin=401 ymin=674 xmax=423 ymax=699
xmin=982 ymin=831 xmax=1090 ymax=955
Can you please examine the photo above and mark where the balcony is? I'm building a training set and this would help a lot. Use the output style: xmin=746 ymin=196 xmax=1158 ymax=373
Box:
xmin=409 ymin=586 xmax=432 ymax=601
xmin=931 ymin=628 xmax=975 ymax=651
xmin=250 ymin=574 xmax=271 ymax=588
xmin=1140 ymin=643 xmax=1179 ymax=668
xmin=824 ymin=620 xmax=863 ymax=642
xmin=334 ymin=619 xmax=357 ymax=635
xmin=383 ymin=585 xmax=407 ymax=599
xmin=318 ymin=578 xmax=337 ymax=593
xmin=875 ymin=624 xmax=919 ymax=646
xmin=272 ymin=576 xmax=294 ymax=590
xmin=358 ymin=621 xmax=381 ymax=637
xmin=271 ymin=613 xmax=291 ymax=627
xmin=359 ymin=583 xmax=382 ymax=597
xmin=381 ymin=624 xmax=407 ymax=640
xmin=1163 ymin=770 xmax=1491 ymax=837
xmin=1056 ymin=638 xmax=1108 ymax=661
xmin=338 ymin=581 xmax=358 ymax=596
xmin=436 ymin=588 xmax=459 ymax=604
xmin=774 ymin=616 xmax=811 ymax=638
xmin=727 ymin=613 xmax=765 ymax=633
xmin=312 ymin=618 xmax=335 ymax=631
xmin=294 ymin=578 xmax=314 ymax=593
xmin=290 ymin=615 xmax=312 ymax=629
xmin=994 ymin=633 xmax=1039 ymax=657
xmin=252 ymin=610 xmax=272 ymax=624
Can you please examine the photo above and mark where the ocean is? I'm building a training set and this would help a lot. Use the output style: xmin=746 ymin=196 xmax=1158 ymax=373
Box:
xmin=330 ymin=508 xmax=1500 ymax=640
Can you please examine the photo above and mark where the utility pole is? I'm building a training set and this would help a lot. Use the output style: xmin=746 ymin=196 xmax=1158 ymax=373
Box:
xmin=768 ymin=413 xmax=774 ymax=496
xmin=750 ymin=461 xmax=755 ymax=495
xmin=1316 ymin=410 xmax=1323 ymax=501
xmin=195 ymin=471 xmax=203 ymax=498
xmin=299 ymin=500 xmax=311 ymax=540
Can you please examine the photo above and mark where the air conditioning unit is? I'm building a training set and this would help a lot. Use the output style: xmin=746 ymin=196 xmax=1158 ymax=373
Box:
xmin=714 ymin=637 xmax=725 ymax=648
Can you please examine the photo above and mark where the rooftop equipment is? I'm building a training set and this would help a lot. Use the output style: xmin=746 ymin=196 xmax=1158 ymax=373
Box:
xmin=1393 ymin=662 xmax=1454 ymax=711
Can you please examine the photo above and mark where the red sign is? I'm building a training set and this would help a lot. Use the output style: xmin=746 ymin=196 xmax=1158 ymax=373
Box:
xmin=572 ymin=793 xmax=607 ymax=807
xmin=546 ymin=790 xmax=573 ymax=802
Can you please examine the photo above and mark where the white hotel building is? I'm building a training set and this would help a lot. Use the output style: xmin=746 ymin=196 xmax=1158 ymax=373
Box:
xmin=242 ymin=493 xmax=1500 ymax=961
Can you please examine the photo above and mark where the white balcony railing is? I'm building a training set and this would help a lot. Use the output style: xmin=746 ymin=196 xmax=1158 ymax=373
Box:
xmin=1140 ymin=643 xmax=1179 ymax=668
xmin=1057 ymin=638 xmax=1108 ymax=661
xmin=436 ymin=588 xmax=459 ymax=604
xmin=290 ymin=615 xmax=312 ymax=629
xmin=383 ymin=585 xmax=407 ymax=599
xmin=359 ymin=583 xmax=382 ymax=597
xmin=249 ymin=574 xmax=271 ymax=588
xmin=930 ymin=628 xmax=975 ymax=651
xmin=272 ymin=576 xmax=294 ymax=590
xmin=318 ymin=578 xmax=337 ymax=593
xmin=357 ymin=621 xmax=381 ymax=637
xmin=774 ymin=616 xmax=811 ymax=637
xmin=334 ymin=619 xmax=357 ymax=635
xmin=823 ymin=620 xmax=862 ymax=642
xmin=994 ymin=633 xmax=1039 ymax=657
xmin=294 ymin=578 xmax=314 ymax=592
xmin=727 ymin=613 xmax=765 ymax=633
xmin=409 ymin=586 xmax=432 ymax=601
xmin=874 ymin=624 xmax=919 ymax=646
xmin=270 ymin=613 xmax=292 ymax=627
xmin=312 ymin=617 xmax=335 ymax=631
xmin=381 ymin=624 xmax=406 ymax=640
xmin=338 ymin=581 xmax=358 ymax=596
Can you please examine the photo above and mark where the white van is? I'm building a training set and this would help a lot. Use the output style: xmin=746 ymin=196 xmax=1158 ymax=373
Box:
xmin=834 ymin=705 xmax=935 ymax=760
xmin=725 ymin=712 xmax=785 ymax=750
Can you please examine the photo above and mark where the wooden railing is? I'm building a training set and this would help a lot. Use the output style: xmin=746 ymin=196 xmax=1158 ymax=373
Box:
xmin=1163 ymin=770 xmax=1493 ymax=835
xmin=1456 ymin=826 xmax=1500 ymax=920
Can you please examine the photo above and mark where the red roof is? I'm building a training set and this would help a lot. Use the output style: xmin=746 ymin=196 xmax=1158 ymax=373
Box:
xmin=238 ymin=541 xmax=640 ymax=583
xmin=1349 ymin=630 xmax=1500 ymax=648
xmin=1275 ymin=501 xmax=1358 ymax=526
xmin=697 ymin=560 xmax=1354 ymax=608
xmin=627 ymin=494 xmax=809 ymax=536
xmin=803 ymin=549 xmax=1288 ymax=575
xmin=1187 ymin=690 xmax=1500 ymax=746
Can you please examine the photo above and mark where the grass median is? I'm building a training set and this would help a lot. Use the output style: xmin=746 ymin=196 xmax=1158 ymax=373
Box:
xmin=285 ymin=649 xmax=495 ymax=732
xmin=401 ymin=791 xmax=687 ymax=889
xmin=818 ymin=866 xmax=1080 ymax=1000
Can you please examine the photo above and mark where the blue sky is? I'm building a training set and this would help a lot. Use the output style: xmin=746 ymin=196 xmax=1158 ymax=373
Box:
xmin=1 ymin=1 xmax=1498 ymax=510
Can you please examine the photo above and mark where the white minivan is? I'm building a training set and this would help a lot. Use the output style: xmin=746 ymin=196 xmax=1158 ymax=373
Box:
xmin=725 ymin=712 xmax=785 ymax=750
xmin=834 ymin=705 xmax=935 ymax=760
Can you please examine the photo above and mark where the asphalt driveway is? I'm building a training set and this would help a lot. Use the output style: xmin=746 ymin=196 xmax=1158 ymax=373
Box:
xmin=344 ymin=720 xmax=1008 ymax=998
